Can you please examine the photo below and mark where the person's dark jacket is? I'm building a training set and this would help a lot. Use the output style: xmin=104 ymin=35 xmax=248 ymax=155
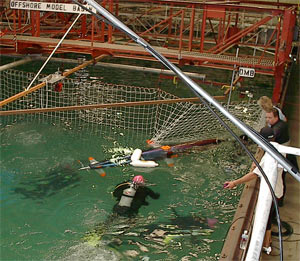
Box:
xmin=271 ymin=120 xmax=289 ymax=144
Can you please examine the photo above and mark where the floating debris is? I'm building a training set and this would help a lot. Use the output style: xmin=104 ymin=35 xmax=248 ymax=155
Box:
xmin=124 ymin=249 xmax=139 ymax=257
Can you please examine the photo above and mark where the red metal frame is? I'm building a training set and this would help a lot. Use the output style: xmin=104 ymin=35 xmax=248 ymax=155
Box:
xmin=0 ymin=0 xmax=297 ymax=102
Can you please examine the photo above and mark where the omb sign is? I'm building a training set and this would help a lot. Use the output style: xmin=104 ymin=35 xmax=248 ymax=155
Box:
xmin=238 ymin=67 xmax=255 ymax=78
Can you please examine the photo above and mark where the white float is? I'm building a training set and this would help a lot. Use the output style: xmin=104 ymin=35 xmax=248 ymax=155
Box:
xmin=130 ymin=148 xmax=158 ymax=168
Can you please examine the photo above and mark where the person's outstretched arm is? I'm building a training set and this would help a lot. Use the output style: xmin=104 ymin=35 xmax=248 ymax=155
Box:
xmin=224 ymin=172 xmax=257 ymax=189
xmin=146 ymin=187 xmax=160 ymax=199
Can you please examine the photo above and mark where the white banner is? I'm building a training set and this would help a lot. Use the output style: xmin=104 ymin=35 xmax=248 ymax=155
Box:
xmin=238 ymin=67 xmax=255 ymax=78
xmin=10 ymin=1 xmax=96 ymax=14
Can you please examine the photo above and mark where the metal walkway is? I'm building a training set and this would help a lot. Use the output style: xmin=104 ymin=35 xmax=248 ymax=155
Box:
xmin=1 ymin=35 xmax=275 ymax=72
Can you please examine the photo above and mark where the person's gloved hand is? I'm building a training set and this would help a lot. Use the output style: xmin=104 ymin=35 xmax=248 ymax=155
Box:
xmin=154 ymin=193 xmax=160 ymax=199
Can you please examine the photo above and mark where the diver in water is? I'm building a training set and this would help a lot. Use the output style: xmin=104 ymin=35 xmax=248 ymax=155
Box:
xmin=83 ymin=175 xmax=159 ymax=247
xmin=112 ymin=175 xmax=160 ymax=217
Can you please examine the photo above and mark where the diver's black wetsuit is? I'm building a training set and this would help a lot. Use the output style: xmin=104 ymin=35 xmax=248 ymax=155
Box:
xmin=112 ymin=181 xmax=160 ymax=217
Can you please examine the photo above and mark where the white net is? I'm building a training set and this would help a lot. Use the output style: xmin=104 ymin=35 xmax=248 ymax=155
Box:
xmin=151 ymin=101 xmax=263 ymax=144
xmin=1 ymin=69 xmax=263 ymax=145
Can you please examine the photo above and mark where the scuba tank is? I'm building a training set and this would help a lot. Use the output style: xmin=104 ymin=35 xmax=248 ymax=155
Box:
xmin=118 ymin=183 xmax=136 ymax=207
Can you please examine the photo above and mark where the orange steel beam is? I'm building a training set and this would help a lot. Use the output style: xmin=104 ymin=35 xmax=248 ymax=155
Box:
xmin=127 ymin=9 xmax=183 ymax=44
xmin=273 ymin=7 xmax=297 ymax=102
xmin=1 ymin=0 xmax=297 ymax=102
xmin=188 ymin=4 xmax=195 ymax=51
xmin=2 ymin=2 xmax=295 ymax=56
xmin=209 ymin=15 xmax=273 ymax=54
xmin=257 ymin=27 xmax=278 ymax=65
xmin=179 ymin=9 xmax=184 ymax=52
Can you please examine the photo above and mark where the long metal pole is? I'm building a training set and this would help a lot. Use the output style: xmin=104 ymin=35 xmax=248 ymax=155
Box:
xmin=81 ymin=0 xmax=300 ymax=181
xmin=227 ymin=48 xmax=239 ymax=108
xmin=0 ymin=97 xmax=225 ymax=116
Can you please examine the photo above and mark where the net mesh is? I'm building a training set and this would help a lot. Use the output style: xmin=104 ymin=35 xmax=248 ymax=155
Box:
xmin=1 ymin=69 xmax=263 ymax=145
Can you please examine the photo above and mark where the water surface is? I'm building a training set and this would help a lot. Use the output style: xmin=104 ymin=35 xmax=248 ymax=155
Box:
xmin=0 ymin=120 xmax=251 ymax=260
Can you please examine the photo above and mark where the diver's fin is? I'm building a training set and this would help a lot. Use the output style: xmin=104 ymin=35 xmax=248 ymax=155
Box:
xmin=83 ymin=232 xmax=102 ymax=247
xmin=89 ymin=157 xmax=106 ymax=177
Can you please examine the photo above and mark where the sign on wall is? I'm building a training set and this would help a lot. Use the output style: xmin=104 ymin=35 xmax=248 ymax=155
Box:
xmin=10 ymin=1 xmax=96 ymax=14
xmin=238 ymin=67 xmax=255 ymax=78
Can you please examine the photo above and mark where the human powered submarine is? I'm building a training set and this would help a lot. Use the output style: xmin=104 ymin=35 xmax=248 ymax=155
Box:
xmin=80 ymin=139 xmax=220 ymax=175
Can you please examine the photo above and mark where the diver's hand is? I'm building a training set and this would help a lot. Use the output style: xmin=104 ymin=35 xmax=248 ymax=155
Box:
xmin=154 ymin=193 xmax=160 ymax=199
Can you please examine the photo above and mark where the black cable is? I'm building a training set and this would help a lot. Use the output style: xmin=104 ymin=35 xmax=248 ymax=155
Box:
xmin=272 ymin=220 xmax=293 ymax=237
xmin=72 ymin=1 xmax=284 ymax=259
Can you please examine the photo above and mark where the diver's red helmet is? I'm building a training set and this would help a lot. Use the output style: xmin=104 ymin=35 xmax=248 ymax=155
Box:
xmin=132 ymin=175 xmax=145 ymax=185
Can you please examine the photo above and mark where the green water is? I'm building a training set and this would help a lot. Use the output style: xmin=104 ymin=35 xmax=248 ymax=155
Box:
xmin=0 ymin=118 xmax=252 ymax=260
xmin=0 ymin=55 xmax=258 ymax=260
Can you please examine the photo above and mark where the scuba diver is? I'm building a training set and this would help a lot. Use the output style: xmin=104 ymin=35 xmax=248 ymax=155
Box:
xmin=83 ymin=175 xmax=159 ymax=247
xmin=112 ymin=175 xmax=160 ymax=217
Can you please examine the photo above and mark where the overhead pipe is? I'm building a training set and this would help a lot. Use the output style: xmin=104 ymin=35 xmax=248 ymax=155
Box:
xmin=0 ymin=57 xmax=33 ymax=72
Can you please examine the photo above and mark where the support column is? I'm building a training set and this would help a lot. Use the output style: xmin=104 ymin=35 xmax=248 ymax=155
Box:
xmin=200 ymin=7 xmax=207 ymax=52
xmin=273 ymin=64 xmax=284 ymax=103
xmin=188 ymin=5 xmax=195 ymax=51
xmin=273 ymin=8 xmax=296 ymax=103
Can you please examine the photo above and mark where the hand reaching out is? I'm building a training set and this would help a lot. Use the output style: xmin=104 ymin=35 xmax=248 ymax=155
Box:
xmin=223 ymin=181 xmax=236 ymax=189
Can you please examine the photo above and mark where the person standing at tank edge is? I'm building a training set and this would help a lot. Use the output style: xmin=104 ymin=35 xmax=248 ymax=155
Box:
xmin=265 ymin=108 xmax=292 ymax=206
xmin=224 ymin=127 xmax=282 ymax=254
xmin=112 ymin=175 xmax=160 ymax=217
xmin=266 ymin=108 xmax=289 ymax=145
xmin=258 ymin=96 xmax=287 ymax=125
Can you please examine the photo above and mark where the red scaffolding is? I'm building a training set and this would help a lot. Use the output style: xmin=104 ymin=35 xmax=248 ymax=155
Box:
xmin=0 ymin=0 xmax=298 ymax=102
